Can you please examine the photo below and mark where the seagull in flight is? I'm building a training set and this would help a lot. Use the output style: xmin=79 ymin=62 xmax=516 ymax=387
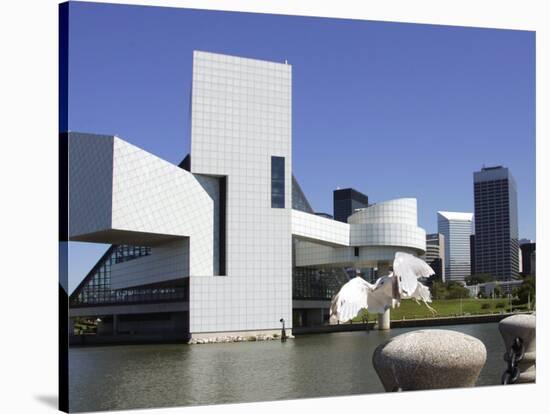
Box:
xmin=330 ymin=252 xmax=436 ymax=324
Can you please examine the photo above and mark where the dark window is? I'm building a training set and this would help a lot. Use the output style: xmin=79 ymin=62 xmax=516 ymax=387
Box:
xmin=271 ymin=156 xmax=285 ymax=208
xmin=354 ymin=247 xmax=359 ymax=257
xmin=218 ymin=176 xmax=227 ymax=276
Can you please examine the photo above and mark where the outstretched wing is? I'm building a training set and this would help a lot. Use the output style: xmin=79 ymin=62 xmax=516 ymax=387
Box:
xmin=410 ymin=281 xmax=432 ymax=303
xmin=330 ymin=277 xmax=372 ymax=323
xmin=393 ymin=252 xmax=435 ymax=296
xmin=366 ymin=274 xmax=395 ymax=314
xmin=330 ymin=275 xmax=399 ymax=322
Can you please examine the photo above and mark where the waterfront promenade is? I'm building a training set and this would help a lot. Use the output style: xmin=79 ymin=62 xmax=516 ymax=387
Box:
xmin=294 ymin=311 xmax=528 ymax=335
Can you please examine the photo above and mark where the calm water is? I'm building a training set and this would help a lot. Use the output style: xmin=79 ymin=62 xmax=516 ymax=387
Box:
xmin=69 ymin=323 xmax=504 ymax=412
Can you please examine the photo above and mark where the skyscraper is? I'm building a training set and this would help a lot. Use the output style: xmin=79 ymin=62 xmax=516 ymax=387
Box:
xmin=519 ymin=240 xmax=536 ymax=276
xmin=470 ymin=234 xmax=476 ymax=276
xmin=424 ymin=233 xmax=446 ymax=282
xmin=473 ymin=166 xmax=519 ymax=281
xmin=437 ymin=211 xmax=473 ymax=282
xmin=333 ymin=188 xmax=369 ymax=223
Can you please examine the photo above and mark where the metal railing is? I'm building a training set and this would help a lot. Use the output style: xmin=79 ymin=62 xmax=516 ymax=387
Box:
xmin=70 ymin=287 xmax=188 ymax=307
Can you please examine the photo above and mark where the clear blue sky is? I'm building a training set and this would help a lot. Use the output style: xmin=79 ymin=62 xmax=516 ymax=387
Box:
xmin=66 ymin=2 xmax=535 ymax=292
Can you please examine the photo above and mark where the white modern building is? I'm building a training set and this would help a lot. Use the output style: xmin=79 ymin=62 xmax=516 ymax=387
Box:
xmin=67 ymin=51 xmax=428 ymax=341
xmin=437 ymin=211 xmax=473 ymax=283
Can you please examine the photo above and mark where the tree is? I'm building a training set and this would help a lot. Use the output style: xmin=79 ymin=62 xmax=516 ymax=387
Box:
xmin=446 ymin=282 xmax=470 ymax=299
xmin=429 ymin=280 xmax=470 ymax=300
xmin=515 ymin=276 xmax=536 ymax=305
xmin=465 ymin=273 xmax=495 ymax=286
xmin=492 ymin=285 xmax=503 ymax=298
xmin=425 ymin=273 xmax=442 ymax=288
xmin=430 ymin=281 xmax=448 ymax=300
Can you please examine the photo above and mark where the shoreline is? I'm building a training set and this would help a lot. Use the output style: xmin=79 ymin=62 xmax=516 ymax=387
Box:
xmin=69 ymin=311 xmax=532 ymax=346
xmin=293 ymin=311 xmax=532 ymax=335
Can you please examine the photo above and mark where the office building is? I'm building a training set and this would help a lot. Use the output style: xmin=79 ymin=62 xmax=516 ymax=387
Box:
xmin=423 ymin=233 xmax=445 ymax=282
xmin=437 ymin=211 xmax=473 ymax=282
xmin=470 ymin=234 xmax=476 ymax=276
xmin=333 ymin=188 xmax=369 ymax=223
xmin=519 ymin=240 xmax=536 ymax=276
xmin=474 ymin=166 xmax=519 ymax=281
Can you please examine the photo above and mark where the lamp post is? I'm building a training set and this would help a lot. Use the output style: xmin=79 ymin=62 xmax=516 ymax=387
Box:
xmin=279 ymin=318 xmax=287 ymax=342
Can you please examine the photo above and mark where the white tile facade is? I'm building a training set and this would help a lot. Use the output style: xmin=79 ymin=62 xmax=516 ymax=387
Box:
xmin=295 ymin=240 xmax=419 ymax=268
xmin=294 ymin=198 xmax=426 ymax=267
xmin=111 ymin=138 xmax=214 ymax=277
xmin=68 ymin=133 xmax=114 ymax=238
xmin=110 ymin=239 xmax=189 ymax=290
xmin=291 ymin=210 xmax=350 ymax=246
xmin=68 ymin=133 xmax=215 ymax=277
xmin=349 ymin=199 xmax=425 ymax=251
xmin=348 ymin=198 xmax=418 ymax=225
xmin=189 ymin=51 xmax=293 ymax=334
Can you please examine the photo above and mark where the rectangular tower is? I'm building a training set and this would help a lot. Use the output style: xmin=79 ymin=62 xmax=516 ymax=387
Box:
xmin=474 ymin=166 xmax=519 ymax=281
xmin=424 ymin=233 xmax=446 ymax=282
xmin=437 ymin=211 xmax=473 ymax=282
xmin=189 ymin=51 xmax=292 ymax=336
xmin=470 ymin=234 xmax=476 ymax=276
xmin=333 ymin=188 xmax=369 ymax=223
xmin=519 ymin=241 xmax=536 ymax=275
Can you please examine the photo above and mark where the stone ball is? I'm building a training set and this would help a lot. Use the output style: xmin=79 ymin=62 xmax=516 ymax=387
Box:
xmin=499 ymin=314 xmax=536 ymax=352
xmin=372 ymin=329 xmax=487 ymax=391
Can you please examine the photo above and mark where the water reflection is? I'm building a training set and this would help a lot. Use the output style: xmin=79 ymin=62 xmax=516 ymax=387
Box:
xmin=69 ymin=323 xmax=504 ymax=412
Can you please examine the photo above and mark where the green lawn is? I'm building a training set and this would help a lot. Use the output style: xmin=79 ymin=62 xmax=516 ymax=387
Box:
xmin=352 ymin=298 xmax=531 ymax=322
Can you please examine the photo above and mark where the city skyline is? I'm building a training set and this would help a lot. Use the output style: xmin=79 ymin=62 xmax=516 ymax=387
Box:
xmin=66 ymin=2 xmax=535 ymax=292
